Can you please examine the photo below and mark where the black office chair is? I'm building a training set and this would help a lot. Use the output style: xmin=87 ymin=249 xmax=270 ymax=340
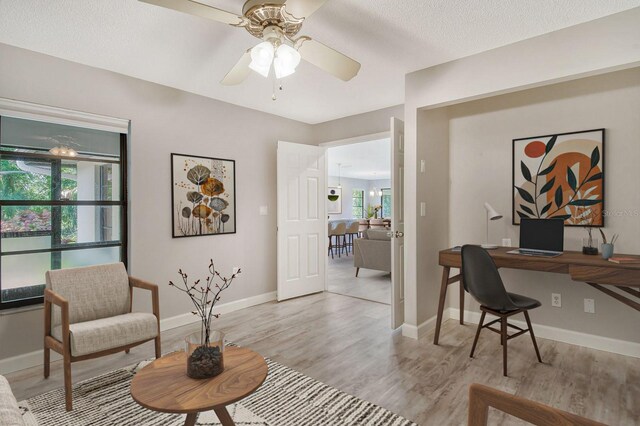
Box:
xmin=461 ymin=245 xmax=543 ymax=376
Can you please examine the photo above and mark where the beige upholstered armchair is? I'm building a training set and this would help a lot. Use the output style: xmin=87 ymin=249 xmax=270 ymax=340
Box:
xmin=44 ymin=263 xmax=160 ymax=411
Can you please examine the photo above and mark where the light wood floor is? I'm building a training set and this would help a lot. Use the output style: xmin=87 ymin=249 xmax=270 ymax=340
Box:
xmin=327 ymin=252 xmax=391 ymax=304
xmin=6 ymin=292 xmax=638 ymax=425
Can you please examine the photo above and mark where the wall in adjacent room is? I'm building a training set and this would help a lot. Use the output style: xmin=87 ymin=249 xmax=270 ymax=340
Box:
xmin=446 ymin=68 xmax=640 ymax=343
xmin=0 ymin=43 xmax=315 ymax=363
xmin=327 ymin=176 xmax=368 ymax=220
xmin=325 ymin=177 xmax=392 ymax=220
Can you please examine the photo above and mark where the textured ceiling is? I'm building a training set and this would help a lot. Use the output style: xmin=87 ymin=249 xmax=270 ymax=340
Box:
xmin=328 ymin=138 xmax=390 ymax=180
xmin=1 ymin=1 xmax=639 ymax=124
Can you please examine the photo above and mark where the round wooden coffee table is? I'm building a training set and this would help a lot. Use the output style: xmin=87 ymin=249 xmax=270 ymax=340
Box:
xmin=131 ymin=346 xmax=268 ymax=426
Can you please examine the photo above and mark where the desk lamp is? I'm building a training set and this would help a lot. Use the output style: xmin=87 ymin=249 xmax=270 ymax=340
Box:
xmin=482 ymin=202 xmax=502 ymax=249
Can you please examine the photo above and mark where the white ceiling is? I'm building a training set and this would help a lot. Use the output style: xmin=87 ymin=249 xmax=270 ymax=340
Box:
xmin=1 ymin=1 xmax=639 ymax=124
xmin=328 ymin=138 xmax=390 ymax=180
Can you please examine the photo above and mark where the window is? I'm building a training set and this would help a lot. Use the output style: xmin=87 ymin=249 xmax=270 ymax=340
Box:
xmin=352 ymin=189 xmax=364 ymax=218
xmin=380 ymin=188 xmax=392 ymax=218
xmin=0 ymin=115 xmax=128 ymax=310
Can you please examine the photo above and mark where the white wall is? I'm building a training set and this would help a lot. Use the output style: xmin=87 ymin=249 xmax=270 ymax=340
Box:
xmin=448 ymin=68 xmax=640 ymax=343
xmin=0 ymin=42 xmax=314 ymax=361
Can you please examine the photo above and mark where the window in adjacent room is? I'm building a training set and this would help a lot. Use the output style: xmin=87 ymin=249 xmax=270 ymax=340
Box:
xmin=352 ymin=189 xmax=364 ymax=218
xmin=380 ymin=188 xmax=392 ymax=218
xmin=0 ymin=115 xmax=128 ymax=310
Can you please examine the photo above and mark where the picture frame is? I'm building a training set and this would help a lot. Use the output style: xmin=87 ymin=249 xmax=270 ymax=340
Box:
xmin=327 ymin=187 xmax=342 ymax=215
xmin=512 ymin=129 xmax=605 ymax=227
xmin=171 ymin=153 xmax=236 ymax=237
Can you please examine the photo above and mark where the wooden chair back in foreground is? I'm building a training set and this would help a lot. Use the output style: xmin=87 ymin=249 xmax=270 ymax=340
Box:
xmin=468 ymin=383 xmax=606 ymax=426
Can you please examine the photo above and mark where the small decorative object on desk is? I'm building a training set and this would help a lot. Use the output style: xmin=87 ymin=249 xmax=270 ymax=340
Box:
xmin=169 ymin=260 xmax=240 ymax=379
xmin=581 ymin=208 xmax=600 ymax=255
xmin=598 ymin=229 xmax=618 ymax=260
xmin=608 ymin=257 xmax=640 ymax=264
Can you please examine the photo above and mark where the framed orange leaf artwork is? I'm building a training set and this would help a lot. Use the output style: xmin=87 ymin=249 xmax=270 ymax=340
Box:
xmin=512 ymin=129 xmax=605 ymax=227
xmin=171 ymin=153 xmax=236 ymax=237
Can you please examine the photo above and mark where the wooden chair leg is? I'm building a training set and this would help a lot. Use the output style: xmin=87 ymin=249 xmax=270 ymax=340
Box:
xmin=155 ymin=335 xmax=162 ymax=359
xmin=470 ymin=310 xmax=486 ymax=358
xmin=501 ymin=317 xmax=508 ymax=377
xmin=43 ymin=346 xmax=50 ymax=378
xmin=524 ymin=310 xmax=542 ymax=363
xmin=329 ymin=236 xmax=334 ymax=259
xmin=63 ymin=352 xmax=72 ymax=411
xmin=355 ymin=267 xmax=360 ymax=277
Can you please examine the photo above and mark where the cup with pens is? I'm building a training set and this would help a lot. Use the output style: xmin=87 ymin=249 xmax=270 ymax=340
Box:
xmin=599 ymin=230 xmax=618 ymax=260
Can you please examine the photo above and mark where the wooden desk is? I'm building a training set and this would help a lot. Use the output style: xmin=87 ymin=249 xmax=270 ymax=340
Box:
xmin=434 ymin=247 xmax=640 ymax=345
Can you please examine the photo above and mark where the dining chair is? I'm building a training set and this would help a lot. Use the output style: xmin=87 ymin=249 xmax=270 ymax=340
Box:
xmin=346 ymin=221 xmax=360 ymax=253
xmin=328 ymin=222 xmax=348 ymax=258
xmin=369 ymin=218 xmax=385 ymax=228
xmin=461 ymin=245 xmax=542 ymax=376
xmin=358 ymin=219 xmax=369 ymax=237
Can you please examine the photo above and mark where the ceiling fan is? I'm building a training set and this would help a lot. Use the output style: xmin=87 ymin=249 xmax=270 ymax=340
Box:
xmin=139 ymin=0 xmax=361 ymax=85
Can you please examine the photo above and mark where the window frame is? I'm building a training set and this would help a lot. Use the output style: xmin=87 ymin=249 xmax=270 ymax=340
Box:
xmin=0 ymin=117 xmax=128 ymax=310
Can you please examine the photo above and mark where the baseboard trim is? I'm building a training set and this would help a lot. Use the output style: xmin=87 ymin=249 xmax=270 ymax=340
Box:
xmin=159 ymin=291 xmax=277 ymax=332
xmin=0 ymin=291 xmax=277 ymax=375
xmin=448 ymin=308 xmax=640 ymax=359
xmin=401 ymin=309 xmax=449 ymax=339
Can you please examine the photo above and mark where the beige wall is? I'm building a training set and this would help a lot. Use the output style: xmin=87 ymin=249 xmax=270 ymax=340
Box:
xmin=404 ymin=8 xmax=640 ymax=334
xmin=446 ymin=68 xmax=640 ymax=343
xmin=313 ymin=104 xmax=403 ymax=143
xmin=0 ymin=43 xmax=315 ymax=361
xmin=0 ymin=43 xmax=400 ymax=365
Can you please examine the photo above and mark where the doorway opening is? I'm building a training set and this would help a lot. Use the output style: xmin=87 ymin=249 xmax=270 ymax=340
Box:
xmin=325 ymin=137 xmax=392 ymax=305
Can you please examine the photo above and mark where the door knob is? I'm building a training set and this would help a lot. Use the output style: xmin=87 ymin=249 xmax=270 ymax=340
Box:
xmin=387 ymin=231 xmax=404 ymax=238
xmin=395 ymin=231 xmax=404 ymax=238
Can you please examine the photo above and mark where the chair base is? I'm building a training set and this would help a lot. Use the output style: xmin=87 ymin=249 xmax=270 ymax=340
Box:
xmin=44 ymin=335 xmax=161 ymax=411
xmin=469 ymin=306 xmax=542 ymax=377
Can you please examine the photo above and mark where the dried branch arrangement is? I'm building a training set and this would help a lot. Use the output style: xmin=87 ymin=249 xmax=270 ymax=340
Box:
xmin=169 ymin=260 xmax=240 ymax=345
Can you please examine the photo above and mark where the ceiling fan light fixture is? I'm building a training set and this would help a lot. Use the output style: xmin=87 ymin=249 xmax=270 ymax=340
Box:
xmin=273 ymin=44 xmax=301 ymax=79
xmin=249 ymin=41 xmax=274 ymax=77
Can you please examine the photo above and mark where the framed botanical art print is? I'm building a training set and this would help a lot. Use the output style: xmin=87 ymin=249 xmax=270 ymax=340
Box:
xmin=171 ymin=153 xmax=236 ymax=237
xmin=327 ymin=187 xmax=342 ymax=214
xmin=512 ymin=129 xmax=604 ymax=227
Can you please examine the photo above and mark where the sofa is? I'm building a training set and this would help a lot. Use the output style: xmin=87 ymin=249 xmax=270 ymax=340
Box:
xmin=353 ymin=229 xmax=391 ymax=276
xmin=0 ymin=375 xmax=36 ymax=425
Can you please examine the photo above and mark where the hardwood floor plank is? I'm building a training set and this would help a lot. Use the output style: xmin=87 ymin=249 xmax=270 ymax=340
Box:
xmin=5 ymin=292 xmax=638 ymax=425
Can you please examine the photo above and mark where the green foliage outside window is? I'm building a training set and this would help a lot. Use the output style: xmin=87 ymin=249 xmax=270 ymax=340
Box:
xmin=352 ymin=189 xmax=364 ymax=218
xmin=381 ymin=188 xmax=392 ymax=218
xmin=0 ymin=158 xmax=78 ymax=242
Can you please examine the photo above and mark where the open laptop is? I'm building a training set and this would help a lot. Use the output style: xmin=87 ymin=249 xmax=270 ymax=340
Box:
xmin=508 ymin=218 xmax=564 ymax=257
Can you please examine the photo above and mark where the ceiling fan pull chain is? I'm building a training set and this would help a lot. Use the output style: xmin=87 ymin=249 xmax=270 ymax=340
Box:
xmin=272 ymin=74 xmax=277 ymax=100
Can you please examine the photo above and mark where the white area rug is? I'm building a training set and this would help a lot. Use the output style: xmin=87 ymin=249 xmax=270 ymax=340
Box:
xmin=20 ymin=354 xmax=417 ymax=425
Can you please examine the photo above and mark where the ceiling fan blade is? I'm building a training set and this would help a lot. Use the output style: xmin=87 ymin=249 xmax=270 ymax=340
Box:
xmin=296 ymin=37 xmax=361 ymax=81
xmin=221 ymin=50 xmax=252 ymax=85
xmin=139 ymin=0 xmax=246 ymax=26
xmin=283 ymin=0 xmax=327 ymax=19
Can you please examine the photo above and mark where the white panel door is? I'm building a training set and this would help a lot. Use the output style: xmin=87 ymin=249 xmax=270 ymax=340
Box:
xmin=391 ymin=117 xmax=405 ymax=329
xmin=277 ymin=141 xmax=326 ymax=301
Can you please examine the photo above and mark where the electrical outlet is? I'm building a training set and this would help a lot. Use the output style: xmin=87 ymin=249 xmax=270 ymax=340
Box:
xmin=584 ymin=298 xmax=595 ymax=314
xmin=551 ymin=293 xmax=561 ymax=307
